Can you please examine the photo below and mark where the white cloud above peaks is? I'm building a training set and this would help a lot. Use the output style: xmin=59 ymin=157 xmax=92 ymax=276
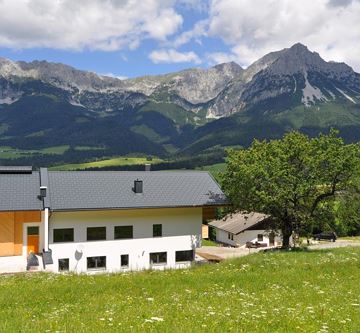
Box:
xmin=0 ymin=0 xmax=183 ymax=51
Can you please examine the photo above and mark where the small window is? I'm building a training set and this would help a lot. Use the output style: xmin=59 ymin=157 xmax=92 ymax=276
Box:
xmin=87 ymin=256 xmax=106 ymax=270
xmin=150 ymin=252 xmax=167 ymax=265
xmin=87 ymin=227 xmax=106 ymax=241
xmin=54 ymin=228 xmax=74 ymax=243
xmin=257 ymin=234 xmax=263 ymax=242
xmin=58 ymin=258 xmax=69 ymax=272
xmin=115 ymin=226 xmax=133 ymax=239
xmin=121 ymin=254 xmax=129 ymax=268
xmin=176 ymin=250 xmax=194 ymax=262
xmin=28 ymin=226 xmax=39 ymax=235
xmin=153 ymin=224 xmax=162 ymax=237
xmin=228 ymin=233 xmax=234 ymax=241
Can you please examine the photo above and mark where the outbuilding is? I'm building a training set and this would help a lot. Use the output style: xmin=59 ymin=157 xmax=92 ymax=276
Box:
xmin=209 ymin=212 xmax=281 ymax=247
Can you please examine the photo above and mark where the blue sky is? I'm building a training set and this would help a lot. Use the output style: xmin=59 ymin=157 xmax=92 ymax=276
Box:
xmin=0 ymin=0 xmax=359 ymax=78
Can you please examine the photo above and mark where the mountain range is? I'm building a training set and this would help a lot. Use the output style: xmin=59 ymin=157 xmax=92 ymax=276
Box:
xmin=1 ymin=43 xmax=360 ymax=166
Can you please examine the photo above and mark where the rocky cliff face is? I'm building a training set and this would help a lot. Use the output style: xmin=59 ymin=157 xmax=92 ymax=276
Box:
xmin=1 ymin=43 xmax=359 ymax=118
xmin=207 ymin=43 xmax=360 ymax=117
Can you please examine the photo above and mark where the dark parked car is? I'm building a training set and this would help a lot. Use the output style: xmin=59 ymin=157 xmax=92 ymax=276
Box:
xmin=313 ymin=231 xmax=337 ymax=242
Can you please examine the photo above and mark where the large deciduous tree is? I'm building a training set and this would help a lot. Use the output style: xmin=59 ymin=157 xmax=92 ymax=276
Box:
xmin=221 ymin=130 xmax=360 ymax=248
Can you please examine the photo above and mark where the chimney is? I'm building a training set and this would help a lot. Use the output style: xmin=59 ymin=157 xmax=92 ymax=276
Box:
xmin=145 ymin=163 xmax=151 ymax=171
xmin=40 ymin=186 xmax=47 ymax=198
xmin=133 ymin=179 xmax=143 ymax=194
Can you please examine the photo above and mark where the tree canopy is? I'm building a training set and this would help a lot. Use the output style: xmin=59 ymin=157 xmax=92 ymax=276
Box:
xmin=221 ymin=130 xmax=360 ymax=247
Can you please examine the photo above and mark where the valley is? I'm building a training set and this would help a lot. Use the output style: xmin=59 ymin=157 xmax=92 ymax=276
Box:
xmin=1 ymin=43 xmax=360 ymax=169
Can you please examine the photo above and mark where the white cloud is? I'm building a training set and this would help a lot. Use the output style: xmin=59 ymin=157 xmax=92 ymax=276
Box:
xmin=0 ymin=0 xmax=183 ymax=51
xmin=101 ymin=73 xmax=128 ymax=80
xmin=149 ymin=49 xmax=201 ymax=64
xmin=205 ymin=0 xmax=360 ymax=71
xmin=172 ymin=19 xmax=208 ymax=48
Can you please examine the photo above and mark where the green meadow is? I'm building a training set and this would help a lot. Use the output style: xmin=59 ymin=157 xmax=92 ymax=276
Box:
xmin=0 ymin=247 xmax=359 ymax=332
xmin=49 ymin=157 xmax=163 ymax=171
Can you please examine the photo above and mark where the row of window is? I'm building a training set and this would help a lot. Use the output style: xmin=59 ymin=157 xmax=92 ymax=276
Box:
xmin=53 ymin=224 xmax=162 ymax=243
xmin=58 ymin=250 xmax=194 ymax=272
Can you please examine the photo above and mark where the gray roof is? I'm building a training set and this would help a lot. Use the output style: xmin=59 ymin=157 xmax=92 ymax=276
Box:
xmin=0 ymin=171 xmax=43 ymax=211
xmin=209 ymin=212 xmax=269 ymax=234
xmin=0 ymin=169 xmax=227 ymax=211
xmin=0 ymin=166 xmax=32 ymax=174
xmin=47 ymin=171 xmax=227 ymax=211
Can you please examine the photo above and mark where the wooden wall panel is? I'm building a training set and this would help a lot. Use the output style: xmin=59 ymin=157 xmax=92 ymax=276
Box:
xmin=202 ymin=207 xmax=216 ymax=221
xmin=14 ymin=211 xmax=41 ymax=223
xmin=0 ymin=212 xmax=15 ymax=256
xmin=14 ymin=211 xmax=42 ymax=256
xmin=0 ymin=211 xmax=42 ymax=256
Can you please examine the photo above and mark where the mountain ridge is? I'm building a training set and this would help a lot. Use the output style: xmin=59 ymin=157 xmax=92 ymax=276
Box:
xmin=1 ymin=43 xmax=360 ymax=166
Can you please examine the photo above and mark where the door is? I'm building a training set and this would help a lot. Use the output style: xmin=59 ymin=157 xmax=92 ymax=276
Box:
xmin=27 ymin=226 xmax=39 ymax=254
xmin=269 ymin=232 xmax=275 ymax=246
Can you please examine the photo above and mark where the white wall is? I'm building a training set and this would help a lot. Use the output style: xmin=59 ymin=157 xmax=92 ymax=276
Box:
xmin=47 ymin=207 xmax=202 ymax=273
xmin=215 ymin=228 xmax=281 ymax=247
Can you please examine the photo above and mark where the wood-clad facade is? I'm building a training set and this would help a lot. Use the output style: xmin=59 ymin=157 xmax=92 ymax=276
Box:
xmin=0 ymin=211 xmax=41 ymax=257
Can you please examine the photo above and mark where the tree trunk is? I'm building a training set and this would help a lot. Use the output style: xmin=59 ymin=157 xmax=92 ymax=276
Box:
xmin=281 ymin=223 xmax=293 ymax=249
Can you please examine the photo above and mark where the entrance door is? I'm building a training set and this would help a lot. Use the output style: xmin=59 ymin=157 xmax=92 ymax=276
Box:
xmin=27 ymin=226 xmax=39 ymax=255
xmin=269 ymin=232 xmax=275 ymax=246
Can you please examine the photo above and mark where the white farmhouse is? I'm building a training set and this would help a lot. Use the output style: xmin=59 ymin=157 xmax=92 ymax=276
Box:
xmin=209 ymin=212 xmax=281 ymax=248
xmin=0 ymin=166 xmax=227 ymax=274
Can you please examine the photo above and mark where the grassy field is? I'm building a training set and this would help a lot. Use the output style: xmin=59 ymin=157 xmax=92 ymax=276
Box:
xmin=196 ymin=163 xmax=226 ymax=180
xmin=201 ymin=239 xmax=218 ymax=246
xmin=0 ymin=247 xmax=359 ymax=332
xmin=50 ymin=157 xmax=163 ymax=171
xmin=0 ymin=145 xmax=70 ymax=159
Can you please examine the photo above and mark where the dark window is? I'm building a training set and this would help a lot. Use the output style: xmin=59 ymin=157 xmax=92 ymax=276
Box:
xmin=58 ymin=258 xmax=69 ymax=272
xmin=176 ymin=250 xmax=194 ymax=262
xmin=87 ymin=256 xmax=106 ymax=270
xmin=28 ymin=226 xmax=39 ymax=235
xmin=228 ymin=233 xmax=234 ymax=241
xmin=114 ymin=226 xmax=133 ymax=239
xmin=153 ymin=224 xmax=162 ymax=237
xmin=121 ymin=254 xmax=129 ymax=267
xmin=54 ymin=228 xmax=74 ymax=243
xmin=150 ymin=252 xmax=167 ymax=265
xmin=87 ymin=227 xmax=106 ymax=241
xmin=257 ymin=234 xmax=263 ymax=242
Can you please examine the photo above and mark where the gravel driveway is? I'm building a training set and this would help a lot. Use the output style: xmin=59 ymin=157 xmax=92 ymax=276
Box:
xmin=196 ymin=240 xmax=360 ymax=261
xmin=308 ymin=239 xmax=360 ymax=250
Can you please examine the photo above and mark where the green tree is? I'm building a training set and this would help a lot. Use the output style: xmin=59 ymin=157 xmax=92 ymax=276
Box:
xmin=335 ymin=176 xmax=360 ymax=236
xmin=221 ymin=130 xmax=360 ymax=247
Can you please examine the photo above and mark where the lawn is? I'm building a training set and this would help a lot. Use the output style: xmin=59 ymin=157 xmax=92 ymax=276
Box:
xmin=196 ymin=163 xmax=226 ymax=180
xmin=201 ymin=239 xmax=218 ymax=246
xmin=0 ymin=247 xmax=359 ymax=332
xmin=49 ymin=157 xmax=163 ymax=171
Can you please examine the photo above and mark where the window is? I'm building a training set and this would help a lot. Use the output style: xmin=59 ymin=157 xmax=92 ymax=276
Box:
xmin=176 ymin=250 xmax=194 ymax=262
xmin=28 ymin=226 xmax=39 ymax=235
xmin=87 ymin=256 xmax=106 ymax=270
xmin=153 ymin=224 xmax=162 ymax=237
xmin=58 ymin=258 xmax=69 ymax=272
xmin=87 ymin=227 xmax=106 ymax=241
xmin=257 ymin=234 xmax=264 ymax=242
xmin=150 ymin=252 xmax=167 ymax=265
xmin=121 ymin=254 xmax=129 ymax=268
xmin=228 ymin=233 xmax=234 ymax=241
xmin=115 ymin=226 xmax=133 ymax=239
xmin=54 ymin=228 xmax=74 ymax=243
